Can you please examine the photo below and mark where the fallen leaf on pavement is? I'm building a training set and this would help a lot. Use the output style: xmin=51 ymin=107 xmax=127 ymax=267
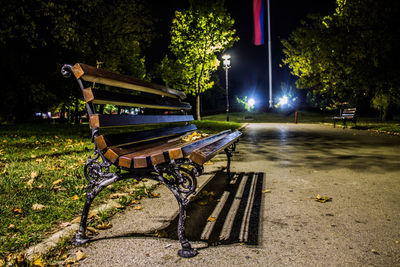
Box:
xmin=134 ymin=206 xmax=143 ymax=210
xmin=207 ymin=216 xmax=216 ymax=222
xmin=75 ymin=250 xmax=86 ymax=261
xmin=71 ymin=217 xmax=80 ymax=224
xmin=149 ymin=192 xmax=160 ymax=198
xmin=87 ymin=226 xmax=98 ymax=234
xmin=153 ymin=230 xmax=168 ymax=238
xmin=371 ymin=249 xmax=379 ymax=255
xmin=95 ymin=222 xmax=112 ymax=229
xmin=60 ymin=222 xmax=71 ymax=228
xmin=262 ymin=189 xmax=271 ymax=193
xmin=314 ymin=194 xmax=332 ymax=203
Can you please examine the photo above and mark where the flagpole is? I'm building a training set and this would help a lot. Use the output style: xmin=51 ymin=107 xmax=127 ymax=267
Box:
xmin=267 ymin=0 xmax=273 ymax=108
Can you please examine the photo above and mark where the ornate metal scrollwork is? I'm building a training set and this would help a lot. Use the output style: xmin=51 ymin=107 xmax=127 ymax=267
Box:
xmin=153 ymin=159 xmax=201 ymax=206
xmin=84 ymin=147 xmax=116 ymax=186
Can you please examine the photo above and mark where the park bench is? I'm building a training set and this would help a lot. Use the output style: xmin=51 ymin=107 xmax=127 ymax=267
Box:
xmin=61 ymin=63 xmax=241 ymax=258
xmin=332 ymin=108 xmax=357 ymax=128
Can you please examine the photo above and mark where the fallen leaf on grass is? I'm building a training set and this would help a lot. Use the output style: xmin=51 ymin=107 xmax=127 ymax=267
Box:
xmin=13 ymin=207 xmax=22 ymax=214
xmin=32 ymin=257 xmax=45 ymax=267
xmin=30 ymin=171 xmax=38 ymax=179
xmin=75 ymin=250 xmax=86 ymax=261
xmin=32 ymin=204 xmax=46 ymax=210
xmin=134 ymin=206 xmax=143 ymax=210
xmin=52 ymin=178 xmax=63 ymax=185
xmin=8 ymin=224 xmax=16 ymax=230
xmin=315 ymin=194 xmax=332 ymax=203
xmin=26 ymin=178 xmax=35 ymax=188
xmin=95 ymin=222 xmax=112 ymax=229
xmin=131 ymin=200 xmax=140 ymax=205
xmin=207 ymin=216 xmax=216 ymax=222
xmin=109 ymin=193 xmax=127 ymax=199
xmin=52 ymin=185 xmax=66 ymax=192
xmin=30 ymin=155 xmax=37 ymax=159
xmin=16 ymin=253 xmax=25 ymax=265
xmin=71 ymin=194 xmax=79 ymax=201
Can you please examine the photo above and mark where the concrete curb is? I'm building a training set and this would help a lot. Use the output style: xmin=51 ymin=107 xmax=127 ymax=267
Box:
xmin=238 ymin=123 xmax=249 ymax=131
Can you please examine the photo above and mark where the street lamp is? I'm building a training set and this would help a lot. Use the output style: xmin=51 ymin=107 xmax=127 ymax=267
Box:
xmin=222 ymin=54 xmax=231 ymax=121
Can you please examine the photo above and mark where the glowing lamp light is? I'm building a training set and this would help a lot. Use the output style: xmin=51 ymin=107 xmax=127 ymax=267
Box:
xmin=248 ymin=98 xmax=255 ymax=109
xmin=278 ymin=95 xmax=288 ymax=106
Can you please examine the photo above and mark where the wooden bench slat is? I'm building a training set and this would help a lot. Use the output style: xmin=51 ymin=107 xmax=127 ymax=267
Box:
xmin=72 ymin=63 xmax=186 ymax=99
xmin=113 ymin=130 xmax=232 ymax=168
xmin=82 ymin=88 xmax=191 ymax=110
xmin=90 ymin=114 xmax=194 ymax=128
xmin=94 ymin=124 xmax=197 ymax=150
xmin=118 ymin=139 xmax=189 ymax=168
xmin=190 ymin=131 xmax=242 ymax=166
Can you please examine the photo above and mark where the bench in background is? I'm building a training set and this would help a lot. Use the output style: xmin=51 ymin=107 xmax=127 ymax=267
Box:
xmin=61 ymin=63 xmax=241 ymax=258
xmin=333 ymin=108 xmax=357 ymax=128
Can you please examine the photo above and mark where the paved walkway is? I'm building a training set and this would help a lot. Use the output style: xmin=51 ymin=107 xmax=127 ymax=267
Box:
xmin=70 ymin=123 xmax=400 ymax=266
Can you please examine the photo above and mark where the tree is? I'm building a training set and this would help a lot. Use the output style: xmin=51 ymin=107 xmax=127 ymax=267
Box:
xmin=159 ymin=0 xmax=239 ymax=120
xmin=281 ymin=0 xmax=400 ymax=117
xmin=0 ymin=0 xmax=154 ymax=122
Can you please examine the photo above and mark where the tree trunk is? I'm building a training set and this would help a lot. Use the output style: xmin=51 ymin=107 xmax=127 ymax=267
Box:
xmin=196 ymin=94 xmax=201 ymax=121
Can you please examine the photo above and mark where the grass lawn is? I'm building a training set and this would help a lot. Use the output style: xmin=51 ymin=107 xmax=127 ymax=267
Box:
xmin=204 ymin=111 xmax=335 ymax=123
xmin=204 ymin=111 xmax=400 ymax=134
xmin=0 ymin=121 xmax=242 ymax=261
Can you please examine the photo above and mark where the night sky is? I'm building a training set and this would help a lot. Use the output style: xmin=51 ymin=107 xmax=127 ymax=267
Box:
xmin=148 ymin=0 xmax=336 ymax=108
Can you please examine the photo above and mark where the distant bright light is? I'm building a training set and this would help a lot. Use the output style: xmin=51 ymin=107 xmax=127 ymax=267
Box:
xmin=248 ymin=98 xmax=255 ymax=108
xmin=278 ymin=95 xmax=288 ymax=106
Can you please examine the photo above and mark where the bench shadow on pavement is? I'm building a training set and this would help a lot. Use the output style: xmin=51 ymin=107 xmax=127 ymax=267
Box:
xmin=90 ymin=171 xmax=265 ymax=250
xmin=163 ymin=171 xmax=265 ymax=247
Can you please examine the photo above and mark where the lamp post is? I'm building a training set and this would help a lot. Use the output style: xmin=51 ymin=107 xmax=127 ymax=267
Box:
xmin=222 ymin=54 xmax=231 ymax=121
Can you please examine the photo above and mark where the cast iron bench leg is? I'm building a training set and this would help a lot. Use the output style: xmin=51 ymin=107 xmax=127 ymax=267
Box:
xmin=154 ymin=160 xmax=200 ymax=258
xmin=224 ymin=142 xmax=237 ymax=180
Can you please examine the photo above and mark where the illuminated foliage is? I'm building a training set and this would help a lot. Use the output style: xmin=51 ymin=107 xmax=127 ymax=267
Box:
xmin=159 ymin=0 xmax=239 ymax=120
xmin=281 ymin=0 xmax=400 ymax=114
xmin=0 ymin=0 xmax=154 ymax=121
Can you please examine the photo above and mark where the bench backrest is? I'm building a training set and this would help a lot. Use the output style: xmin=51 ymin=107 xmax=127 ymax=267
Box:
xmin=63 ymin=63 xmax=196 ymax=151
xmin=342 ymin=108 xmax=356 ymax=118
